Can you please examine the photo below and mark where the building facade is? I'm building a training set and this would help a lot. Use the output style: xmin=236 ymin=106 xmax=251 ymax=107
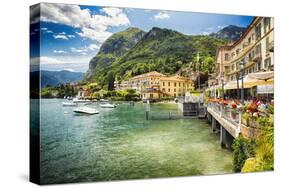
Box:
xmin=115 ymin=71 xmax=194 ymax=100
xmin=216 ymin=17 xmax=274 ymax=83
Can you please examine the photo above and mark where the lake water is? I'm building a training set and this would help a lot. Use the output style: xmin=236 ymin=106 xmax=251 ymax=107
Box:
xmin=39 ymin=99 xmax=233 ymax=184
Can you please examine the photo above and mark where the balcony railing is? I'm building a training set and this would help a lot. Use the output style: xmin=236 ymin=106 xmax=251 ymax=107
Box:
xmin=207 ymin=102 xmax=241 ymax=127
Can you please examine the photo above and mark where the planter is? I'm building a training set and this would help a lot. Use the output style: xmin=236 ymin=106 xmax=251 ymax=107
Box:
xmin=242 ymin=118 xmax=248 ymax=126
xmin=231 ymin=111 xmax=237 ymax=119
xmin=248 ymin=119 xmax=260 ymax=128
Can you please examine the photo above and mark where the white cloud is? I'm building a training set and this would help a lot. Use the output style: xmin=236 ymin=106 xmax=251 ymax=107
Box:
xmin=217 ymin=25 xmax=227 ymax=30
xmin=70 ymin=43 xmax=100 ymax=55
xmin=76 ymin=27 xmax=112 ymax=43
xmin=41 ymin=27 xmax=54 ymax=34
xmin=71 ymin=47 xmax=88 ymax=53
xmin=53 ymin=34 xmax=69 ymax=40
xmin=67 ymin=35 xmax=76 ymax=38
xmin=40 ymin=56 xmax=63 ymax=64
xmin=40 ymin=3 xmax=130 ymax=43
xmin=53 ymin=50 xmax=67 ymax=54
xmin=153 ymin=11 xmax=170 ymax=20
xmin=63 ymin=68 xmax=75 ymax=72
xmin=88 ymin=44 xmax=100 ymax=50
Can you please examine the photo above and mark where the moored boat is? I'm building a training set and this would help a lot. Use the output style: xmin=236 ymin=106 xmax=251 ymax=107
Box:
xmin=72 ymin=98 xmax=91 ymax=103
xmin=62 ymin=102 xmax=77 ymax=107
xmin=73 ymin=107 xmax=99 ymax=115
xmin=100 ymin=103 xmax=116 ymax=108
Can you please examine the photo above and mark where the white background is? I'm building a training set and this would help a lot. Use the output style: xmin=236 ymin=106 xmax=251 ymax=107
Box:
xmin=0 ymin=0 xmax=280 ymax=187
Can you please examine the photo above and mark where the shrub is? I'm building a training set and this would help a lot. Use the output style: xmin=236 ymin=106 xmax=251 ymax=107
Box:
xmin=232 ymin=136 xmax=256 ymax=172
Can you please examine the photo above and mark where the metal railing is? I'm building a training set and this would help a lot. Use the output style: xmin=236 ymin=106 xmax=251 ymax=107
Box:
xmin=207 ymin=102 xmax=241 ymax=127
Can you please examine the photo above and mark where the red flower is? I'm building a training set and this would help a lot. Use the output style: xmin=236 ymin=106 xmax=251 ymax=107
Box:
xmin=231 ymin=101 xmax=237 ymax=109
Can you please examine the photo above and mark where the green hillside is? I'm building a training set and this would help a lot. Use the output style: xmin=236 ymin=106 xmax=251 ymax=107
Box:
xmin=87 ymin=27 xmax=226 ymax=88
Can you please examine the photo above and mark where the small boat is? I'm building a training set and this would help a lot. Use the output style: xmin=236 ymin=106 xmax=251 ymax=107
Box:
xmin=100 ymin=103 xmax=116 ymax=108
xmin=73 ymin=98 xmax=91 ymax=103
xmin=62 ymin=102 xmax=77 ymax=107
xmin=100 ymin=99 xmax=109 ymax=102
xmin=73 ymin=107 xmax=99 ymax=115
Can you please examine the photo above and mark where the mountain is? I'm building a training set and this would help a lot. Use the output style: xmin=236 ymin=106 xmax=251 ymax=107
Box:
xmin=31 ymin=70 xmax=84 ymax=87
xmin=209 ymin=25 xmax=246 ymax=41
xmin=86 ymin=27 xmax=226 ymax=87
xmin=86 ymin=27 xmax=146 ymax=79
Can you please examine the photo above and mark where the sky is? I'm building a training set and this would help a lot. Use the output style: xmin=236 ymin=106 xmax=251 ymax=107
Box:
xmin=30 ymin=3 xmax=254 ymax=72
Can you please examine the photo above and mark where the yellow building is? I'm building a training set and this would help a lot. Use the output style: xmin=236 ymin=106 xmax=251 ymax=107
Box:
xmin=216 ymin=17 xmax=274 ymax=83
xmin=127 ymin=71 xmax=194 ymax=100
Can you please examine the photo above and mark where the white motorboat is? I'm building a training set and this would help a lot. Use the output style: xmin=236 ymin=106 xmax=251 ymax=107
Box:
xmin=100 ymin=103 xmax=116 ymax=108
xmin=100 ymin=99 xmax=109 ymax=102
xmin=62 ymin=102 xmax=77 ymax=107
xmin=73 ymin=107 xmax=99 ymax=115
xmin=73 ymin=98 xmax=91 ymax=103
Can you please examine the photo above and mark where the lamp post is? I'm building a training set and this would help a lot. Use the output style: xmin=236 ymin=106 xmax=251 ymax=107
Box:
xmin=197 ymin=52 xmax=200 ymax=91
xmin=236 ymin=72 xmax=240 ymax=100
xmin=208 ymin=72 xmax=211 ymax=97
xmin=221 ymin=74 xmax=224 ymax=100
xmin=240 ymin=60 xmax=245 ymax=104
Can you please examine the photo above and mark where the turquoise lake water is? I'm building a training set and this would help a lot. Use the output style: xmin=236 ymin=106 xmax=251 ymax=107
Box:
xmin=39 ymin=99 xmax=233 ymax=184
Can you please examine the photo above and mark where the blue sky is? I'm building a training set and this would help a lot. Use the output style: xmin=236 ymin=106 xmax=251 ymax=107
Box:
xmin=30 ymin=3 xmax=253 ymax=72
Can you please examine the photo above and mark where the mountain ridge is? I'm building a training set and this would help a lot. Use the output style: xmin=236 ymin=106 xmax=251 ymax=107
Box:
xmin=86 ymin=25 xmax=245 ymax=88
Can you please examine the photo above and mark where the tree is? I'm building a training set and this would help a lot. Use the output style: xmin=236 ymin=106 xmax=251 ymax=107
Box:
xmin=107 ymin=71 xmax=115 ymax=91
xmin=201 ymin=56 xmax=215 ymax=73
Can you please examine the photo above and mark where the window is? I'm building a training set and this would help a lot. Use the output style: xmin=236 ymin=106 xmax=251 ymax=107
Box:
xmin=255 ymin=24 xmax=261 ymax=41
xmin=163 ymin=82 xmax=165 ymax=86
xmin=179 ymin=83 xmax=181 ymax=87
xmin=174 ymin=82 xmax=177 ymax=87
xmin=266 ymin=37 xmax=270 ymax=53
xmin=248 ymin=53 xmax=252 ymax=61
xmin=255 ymin=44 xmax=262 ymax=56
xmin=168 ymin=82 xmax=170 ymax=86
xmin=248 ymin=37 xmax=251 ymax=44
xmin=257 ymin=61 xmax=262 ymax=71
xmin=162 ymin=88 xmax=165 ymax=92
xmin=225 ymin=53 xmax=229 ymax=61
xmin=264 ymin=58 xmax=271 ymax=68
xmin=236 ymin=49 xmax=240 ymax=55
xmin=174 ymin=93 xmax=176 ymax=97
xmin=232 ymin=64 xmax=235 ymax=71
xmin=264 ymin=17 xmax=271 ymax=33
xmin=168 ymin=88 xmax=170 ymax=92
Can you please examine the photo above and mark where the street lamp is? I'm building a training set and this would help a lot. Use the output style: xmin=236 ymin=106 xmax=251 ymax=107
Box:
xmin=221 ymin=74 xmax=224 ymax=100
xmin=240 ymin=60 xmax=246 ymax=104
xmin=197 ymin=52 xmax=200 ymax=91
xmin=236 ymin=72 xmax=240 ymax=100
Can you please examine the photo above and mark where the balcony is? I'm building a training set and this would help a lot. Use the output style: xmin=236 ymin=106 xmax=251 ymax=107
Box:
xmin=252 ymin=52 xmax=261 ymax=62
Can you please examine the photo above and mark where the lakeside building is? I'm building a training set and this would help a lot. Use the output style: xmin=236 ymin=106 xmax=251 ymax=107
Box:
xmin=77 ymin=85 xmax=91 ymax=98
xmin=115 ymin=71 xmax=194 ymax=100
xmin=215 ymin=16 xmax=274 ymax=99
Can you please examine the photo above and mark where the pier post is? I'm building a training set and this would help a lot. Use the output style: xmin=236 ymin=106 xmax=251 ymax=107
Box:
xmin=211 ymin=117 xmax=216 ymax=132
xmin=220 ymin=125 xmax=226 ymax=148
